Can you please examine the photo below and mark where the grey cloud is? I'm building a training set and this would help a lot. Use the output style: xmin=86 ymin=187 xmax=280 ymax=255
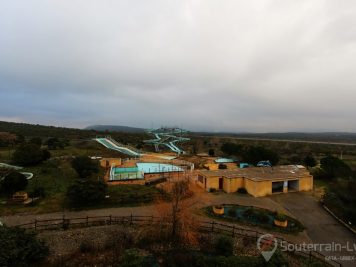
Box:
xmin=0 ymin=0 xmax=356 ymax=132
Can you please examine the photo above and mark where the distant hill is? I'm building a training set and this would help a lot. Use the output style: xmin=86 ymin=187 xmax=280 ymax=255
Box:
xmin=0 ymin=121 xmax=148 ymax=145
xmin=194 ymin=131 xmax=356 ymax=144
xmin=85 ymin=125 xmax=146 ymax=133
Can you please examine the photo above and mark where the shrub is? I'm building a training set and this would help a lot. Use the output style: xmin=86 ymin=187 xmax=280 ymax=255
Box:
xmin=66 ymin=179 xmax=107 ymax=207
xmin=1 ymin=172 xmax=28 ymax=196
xmin=120 ymin=249 xmax=147 ymax=267
xmin=242 ymin=146 xmax=279 ymax=166
xmin=237 ymin=187 xmax=247 ymax=194
xmin=12 ymin=143 xmax=48 ymax=166
xmin=29 ymin=186 xmax=46 ymax=198
xmin=266 ymin=249 xmax=289 ymax=266
xmin=218 ymin=164 xmax=227 ymax=169
xmin=255 ymin=211 xmax=270 ymax=224
xmin=42 ymin=149 xmax=51 ymax=161
xmin=221 ymin=143 xmax=243 ymax=156
xmin=46 ymin=137 xmax=65 ymax=150
xmin=303 ymin=154 xmax=317 ymax=167
xmin=214 ymin=236 xmax=233 ymax=256
xmin=320 ymin=155 xmax=352 ymax=179
xmin=242 ymin=208 xmax=269 ymax=224
xmin=0 ymin=225 xmax=49 ymax=267
xmin=242 ymin=208 xmax=255 ymax=218
xmin=209 ymin=188 xmax=217 ymax=193
xmin=275 ymin=213 xmax=287 ymax=222
xmin=164 ymin=249 xmax=208 ymax=267
xmin=71 ymin=156 xmax=99 ymax=179
xmin=213 ymin=255 xmax=264 ymax=266
xmin=29 ymin=137 xmax=42 ymax=146
xmin=227 ymin=208 xmax=237 ymax=217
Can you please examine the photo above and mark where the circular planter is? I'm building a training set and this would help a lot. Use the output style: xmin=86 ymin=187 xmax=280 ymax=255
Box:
xmin=213 ymin=206 xmax=224 ymax=215
xmin=274 ymin=219 xmax=288 ymax=228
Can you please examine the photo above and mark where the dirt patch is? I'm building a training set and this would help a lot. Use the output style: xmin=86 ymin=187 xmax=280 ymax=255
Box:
xmin=39 ymin=225 xmax=135 ymax=264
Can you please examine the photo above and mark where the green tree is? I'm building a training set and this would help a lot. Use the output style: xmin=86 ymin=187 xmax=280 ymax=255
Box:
xmin=1 ymin=172 xmax=28 ymax=196
xmin=46 ymin=137 xmax=64 ymax=150
xmin=221 ymin=143 xmax=243 ymax=156
xmin=16 ymin=134 xmax=25 ymax=145
xmin=42 ymin=149 xmax=51 ymax=161
xmin=320 ymin=155 xmax=352 ymax=179
xmin=303 ymin=154 xmax=317 ymax=167
xmin=242 ymin=146 xmax=279 ymax=165
xmin=66 ymin=179 xmax=107 ymax=207
xmin=120 ymin=249 xmax=148 ymax=267
xmin=208 ymin=149 xmax=215 ymax=156
xmin=71 ymin=156 xmax=99 ymax=178
xmin=0 ymin=225 xmax=49 ymax=267
xmin=29 ymin=137 xmax=42 ymax=147
xmin=12 ymin=143 xmax=46 ymax=166
xmin=214 ymin=236 xmax=233 ymax=256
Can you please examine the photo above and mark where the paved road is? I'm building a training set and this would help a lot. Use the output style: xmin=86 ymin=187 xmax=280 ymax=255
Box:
xmin=2 ymin=185 xmax=354 ymax=265
xmin=0 ymin=183 xmax=309 ymax=245
xmin=270 ymin=192 xmax=356 ymax=267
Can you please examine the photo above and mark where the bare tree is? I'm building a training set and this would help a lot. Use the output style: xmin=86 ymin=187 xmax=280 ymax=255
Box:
xmin=154 ymin=180 xmax=200 ymax=247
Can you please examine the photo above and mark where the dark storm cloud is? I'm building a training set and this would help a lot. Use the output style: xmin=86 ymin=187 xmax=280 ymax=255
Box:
xmin=0 ymin=0 xmax=355 ymax=132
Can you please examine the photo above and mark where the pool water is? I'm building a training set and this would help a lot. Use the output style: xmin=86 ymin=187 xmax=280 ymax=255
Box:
xmin=136 ymin=163 xmax=182 ymax=173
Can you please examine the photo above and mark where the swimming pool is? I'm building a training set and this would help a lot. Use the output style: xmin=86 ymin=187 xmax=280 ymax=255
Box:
xmin=136 ymin=163 xmax=182 ymax=173
xmin=215 ymin=158 xmax=235 ymax=163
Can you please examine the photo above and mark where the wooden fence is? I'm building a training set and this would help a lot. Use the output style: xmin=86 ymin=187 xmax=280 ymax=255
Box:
xmin=14 ymin=215 xmax=342 ymax=267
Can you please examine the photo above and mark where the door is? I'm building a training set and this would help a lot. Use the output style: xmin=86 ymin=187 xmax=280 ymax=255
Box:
xmin=219 ymin=178 xmax=223 ymax=190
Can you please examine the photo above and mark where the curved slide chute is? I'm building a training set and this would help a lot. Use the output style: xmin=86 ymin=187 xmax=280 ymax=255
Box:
xmin=95 ymin=137 xmax=141 ymax=157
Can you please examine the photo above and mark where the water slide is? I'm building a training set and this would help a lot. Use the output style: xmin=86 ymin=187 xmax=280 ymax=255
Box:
xmin=168 ymin=142 xmax=182 ymax=154
xmin=144 ymin=131 xmax=188 ymax=154
xmin=164 ymin=142 xmax=177 ymax=153
xmin=95 ymin=137 xmax=141 ymax=157
xmin=0 ymin=163 xmax=33 ymax=180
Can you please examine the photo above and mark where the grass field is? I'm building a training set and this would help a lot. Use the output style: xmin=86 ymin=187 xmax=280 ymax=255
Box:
xmin=0 ymin=142 xmax=161 ymax=215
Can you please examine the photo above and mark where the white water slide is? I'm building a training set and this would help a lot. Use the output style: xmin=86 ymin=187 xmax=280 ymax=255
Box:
xmin=95 ymin=137 xmax=141 ymax=157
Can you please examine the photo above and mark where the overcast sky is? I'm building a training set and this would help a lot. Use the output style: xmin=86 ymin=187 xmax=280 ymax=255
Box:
xmin=0 ymin=1 xmax=356 ymax=132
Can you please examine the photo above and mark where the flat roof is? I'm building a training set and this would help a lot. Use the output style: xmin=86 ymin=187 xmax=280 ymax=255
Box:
xmin=198 ymin=165 xmax=311 ymax=182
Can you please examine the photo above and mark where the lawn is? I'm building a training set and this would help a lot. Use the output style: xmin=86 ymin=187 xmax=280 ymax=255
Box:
xmin=0 ymin=152 xmax=161 ymax=215
xmin=107 ymin=184 xmax=162 ymax=205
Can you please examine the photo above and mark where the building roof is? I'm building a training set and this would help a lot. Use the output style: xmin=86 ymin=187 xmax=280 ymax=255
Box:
xmin=198 ymin=165 xmax=311 ymax=182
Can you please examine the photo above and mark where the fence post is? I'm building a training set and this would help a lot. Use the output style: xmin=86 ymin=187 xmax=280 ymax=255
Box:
xmin=109 ymin=215 xmax=112 ymax=225
xmin=34 ymin=219 xmax=37 ymax=230
xmin=211 ymin=221 xmax=215 ymax=233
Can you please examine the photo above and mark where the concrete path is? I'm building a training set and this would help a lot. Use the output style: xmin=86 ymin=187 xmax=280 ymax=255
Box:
xmin=270 ymin=192 xmax=356 ymax=267
xmin=0 ymin=182 xmax=309 ymax=245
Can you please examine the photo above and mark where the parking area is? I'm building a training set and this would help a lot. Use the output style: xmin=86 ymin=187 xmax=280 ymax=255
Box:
xmin=269 ymin=192 xmax=356 ymax=267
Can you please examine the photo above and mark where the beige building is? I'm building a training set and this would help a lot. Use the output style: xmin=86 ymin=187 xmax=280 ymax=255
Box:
xmin=100 ymin=158 xmax=122 ymax=168
xmin=197 ymin=165 xmax=313 ymax=197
